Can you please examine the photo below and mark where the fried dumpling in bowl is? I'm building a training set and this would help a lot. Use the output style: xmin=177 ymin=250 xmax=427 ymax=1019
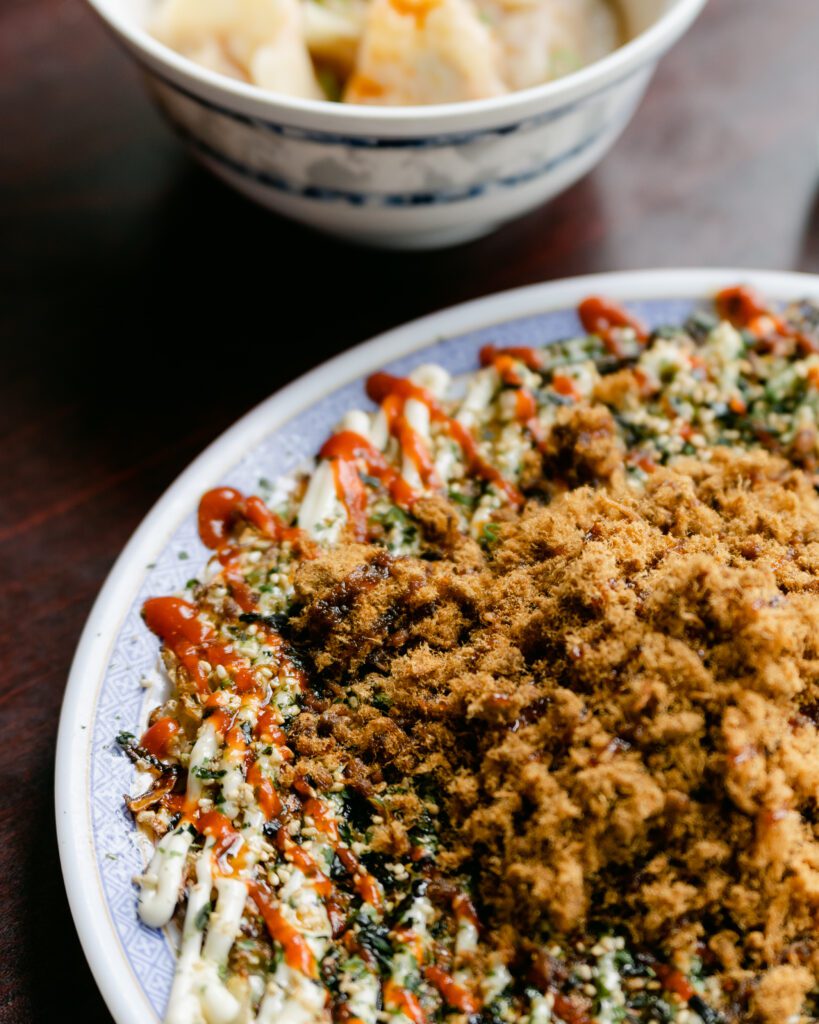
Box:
xmin=152 ymin=0 xmax=324 ymax=98
xmin=477 ymin=0 xmax=621 ymax=91
xmin=343 ymin=0 xmax=508 ymax=105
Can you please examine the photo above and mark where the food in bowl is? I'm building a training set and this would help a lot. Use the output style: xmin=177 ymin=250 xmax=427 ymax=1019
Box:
xmin=85 ymin=0 xmax=705 ymax=245
xmin=123 ymin=286 xmax=819 ymax=1024
xmin=150 ymin=0 xmax=623 ymax=104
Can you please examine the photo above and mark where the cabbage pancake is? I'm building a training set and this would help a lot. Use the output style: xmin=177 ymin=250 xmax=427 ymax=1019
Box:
xmin=125 ymin=288 xmax=819 ymax=1024
xmin=292 ymin=448 xmax=819 ymax=1022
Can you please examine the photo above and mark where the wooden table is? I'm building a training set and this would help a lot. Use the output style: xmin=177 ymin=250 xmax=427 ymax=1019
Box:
xmin=2 ymin=0 xmax=818 ymax=1018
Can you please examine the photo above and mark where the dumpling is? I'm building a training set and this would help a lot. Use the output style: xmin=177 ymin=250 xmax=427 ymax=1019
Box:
xmin=152 ymin=0 xmax=324 ymax=99
xmin=344 ymin=0 xmax=508 ymax=105
xmin=248 ymin=1 xmax=325 ymax=97
xmin=475 ymin=0 xmax=621 ymax=91
xmin=303 ymin=0 xmax=369 ymax=78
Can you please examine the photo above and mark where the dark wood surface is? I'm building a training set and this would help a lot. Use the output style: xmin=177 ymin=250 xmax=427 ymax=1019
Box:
xmin=2 ymin=0 xmax=819 ymax=1018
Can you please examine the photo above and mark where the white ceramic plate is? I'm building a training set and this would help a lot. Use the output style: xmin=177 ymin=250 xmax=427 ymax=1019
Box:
xmin=56 ymin=269 xmax=819 ymax=1024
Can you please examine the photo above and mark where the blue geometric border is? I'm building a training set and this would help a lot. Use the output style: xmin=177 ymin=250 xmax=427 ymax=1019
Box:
xmin=177 ymin=119 xmax=623 ymax=207
xmin=149 ymin=61 xmax=643 ymax=150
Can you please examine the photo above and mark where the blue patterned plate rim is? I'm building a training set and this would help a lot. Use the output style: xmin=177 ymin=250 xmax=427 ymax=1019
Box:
xmin=55 ymin=270 xmax=819 ymax=1024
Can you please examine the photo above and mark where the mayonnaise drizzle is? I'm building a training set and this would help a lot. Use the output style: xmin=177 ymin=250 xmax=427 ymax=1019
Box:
xmin=165 ymin=839 xmax=241 ymax=1024
xmin=297 ymin=459 xmax=343 ymax=538
xmin=255 ymin=963 xmax=328 ymax=1024
xmin=139 ymin=825 xmax=195 ymax=929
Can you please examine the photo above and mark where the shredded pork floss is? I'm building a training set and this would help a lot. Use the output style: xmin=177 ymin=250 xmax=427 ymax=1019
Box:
xmin=290 ymin=446 xmax=819 ymax=1022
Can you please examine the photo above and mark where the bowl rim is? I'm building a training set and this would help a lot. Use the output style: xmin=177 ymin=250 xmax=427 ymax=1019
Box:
xmin=85 ymin=0 xmax=708 ymax=132
xmin=56 ymin=268 xmax=819 ymax=1024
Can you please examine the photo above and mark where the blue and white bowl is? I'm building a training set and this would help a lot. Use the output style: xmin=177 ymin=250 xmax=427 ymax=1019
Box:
xmin=87 ymin=0 xmax=705 ymax=248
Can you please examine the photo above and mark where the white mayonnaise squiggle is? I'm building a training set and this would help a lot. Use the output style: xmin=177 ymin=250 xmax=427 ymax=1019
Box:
xmin=165 ymin=839 xmax=242 ymax=1024
xmin=139 ymin=825 xmax=195 ymax=929
xmin=256 ymin=963 xmax=328 ymax=1024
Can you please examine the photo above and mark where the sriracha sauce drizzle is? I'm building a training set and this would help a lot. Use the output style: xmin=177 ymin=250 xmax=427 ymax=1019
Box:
xmin=319 ymin=429 xmax=418 ymax=540
xmin=578 ymin=295 xmax=648 ymax=356
xmin=365 ymin=372 xmax=523 ymax=507
xmin=715 ymin=284 xmax=819 ymax=354
xmin=142 ymin=596 xmax=264 ymax=694
xmin=198 ymin=486 xmax=304 ymax=551
xmin=140 ymin=716 xmax=181 ymax=758
xmin=250 ymin=883 xmax=318 ymax=979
